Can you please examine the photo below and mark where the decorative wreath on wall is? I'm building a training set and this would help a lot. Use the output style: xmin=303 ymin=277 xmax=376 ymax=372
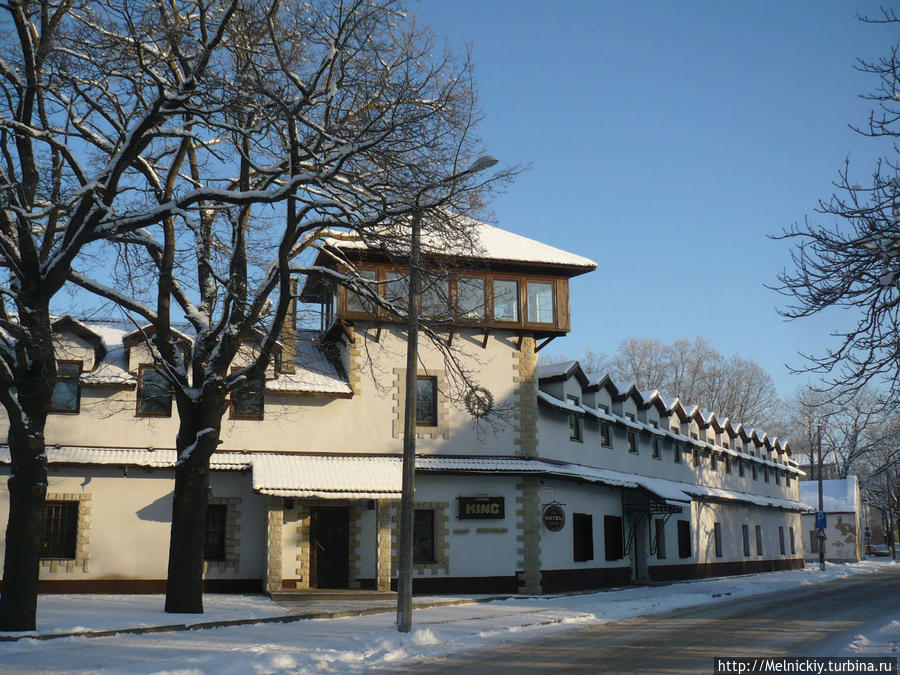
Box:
xmin=464 ymin=386 xmax=494 ymax=418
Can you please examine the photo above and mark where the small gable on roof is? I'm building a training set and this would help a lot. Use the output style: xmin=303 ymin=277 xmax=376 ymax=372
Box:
xmin=536 ymin=360 xmax=589 ymax=387
xmin=51 ymin=316 xmax=106 ymax=372
xmin=122 ymin=325 xmax=193 ymax=372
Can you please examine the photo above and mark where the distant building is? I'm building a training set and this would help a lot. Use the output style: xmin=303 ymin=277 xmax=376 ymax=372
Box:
xmin=799 ymin=477 xmax=861 ymax=562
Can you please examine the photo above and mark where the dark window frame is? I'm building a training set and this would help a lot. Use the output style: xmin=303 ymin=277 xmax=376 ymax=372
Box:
xmin=600 ymin=422 xmax=611 ymax=447
xmin=627 ymin=431 xmax=637 ymax=454
xmin=789 ymin=527 xmax=796 ymax=555
xmin=755 ymin=524 xmax=763 ymax=556
xmin=779 ymin=526 xmax=786 ymax=555
xmin=413 ymin=509 xmax=436 ymax=563
xmin=567 ymin=395 xmax=582 ymax=441
xmin=415 ymin=376 xmax=438 ymax=427
xmin=677 ymin=519 xmax=691 ymax=559
xmin=742 ymin=524 xmax=751 ymax=556
xmin=230 ymin=369 xmax=265 ymax=421
xmin=573 ymin=513 xmax=594 ymax=562
xmin=136 ymin=364 xmax=173 ymax=417
xmin=714 ymin=521 xmax=723 ymax=558
xmin=655 ymin=518 xmax=667 ymax=559
xmin=41 ymin=500 xmax=79 ymax=560
xmin=49 ymin=360 xmax=83 ymax=414
xmin=604 ymin=515 xmax=624 ymax=561
xmin=204 ymin=503 xmax=228 ymax=561
xmin=651 ymin=437 xmax=661 ymax=459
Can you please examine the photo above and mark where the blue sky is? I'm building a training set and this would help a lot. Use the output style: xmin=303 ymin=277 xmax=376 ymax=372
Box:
xmin=410 ymin=1 xmax=897 ymax=398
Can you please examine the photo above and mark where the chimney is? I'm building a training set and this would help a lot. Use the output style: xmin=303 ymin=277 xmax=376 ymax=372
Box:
xmin=281 ymin=277 xmax=297 ymax=374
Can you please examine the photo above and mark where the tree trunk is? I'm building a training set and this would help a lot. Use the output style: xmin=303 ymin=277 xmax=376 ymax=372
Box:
xmin=0 ymin=433 xmax=48 ymax=630
xmin=164 ymin=456 xmax=210 ymax=614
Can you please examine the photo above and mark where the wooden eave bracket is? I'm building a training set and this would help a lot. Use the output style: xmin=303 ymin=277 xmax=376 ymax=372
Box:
xmin=535 ymin=336 xmax=558 ymax=353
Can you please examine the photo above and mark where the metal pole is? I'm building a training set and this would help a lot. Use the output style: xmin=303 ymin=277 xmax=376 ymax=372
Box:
xmin=817 ymin=423 xmax=825 ymax=571
xmin=887 ymin=466 xmax=896 ymax=561
xmin=396 ymin=209 xmax=421 ymax=633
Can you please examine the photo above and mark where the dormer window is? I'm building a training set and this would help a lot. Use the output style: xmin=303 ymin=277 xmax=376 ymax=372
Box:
xmin=50 ymin=361 xmax=82 ymax=414
xmin=137 ymin=365 xmax=173 ymax=417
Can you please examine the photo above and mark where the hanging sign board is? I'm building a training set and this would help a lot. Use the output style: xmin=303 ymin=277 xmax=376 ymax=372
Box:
xmin=542 ymin=504 xmax=566 ymax=532
xmin=458 ymin=496 xmax=505 ymax=520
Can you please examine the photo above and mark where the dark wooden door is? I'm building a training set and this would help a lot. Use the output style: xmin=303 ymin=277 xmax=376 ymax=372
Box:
xmin=309 ymin=506 xmax=350 ymax=588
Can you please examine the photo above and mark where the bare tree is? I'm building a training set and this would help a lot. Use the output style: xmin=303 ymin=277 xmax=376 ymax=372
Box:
xmin=65 ymin=0 xmax=512 ymax=614
xmin=772 ymin=9 xmax=900 ymax=402
xmin=784 ymin=384 xmax=890 ymax=479
xmin=0 ymin=0 xmax=249 ymax=630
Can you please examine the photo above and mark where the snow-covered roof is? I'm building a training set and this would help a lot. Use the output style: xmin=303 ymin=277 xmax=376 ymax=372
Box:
xmin=799 ymin=477 xmax=859 ymax=513
xmin=0 ymin=446 xmax=250 ymax=470
xmin=321 ymin=219 xmax=597 ymax=273
xmin=416 ymin=456 xmax=810 ymax=511
xmin=267 ymin=331 xmax=351 ymax=396
xmin=251 ymin=454 xmax=401 ymax=499
xmin=537 ymin=369 xmax=797 ymax=463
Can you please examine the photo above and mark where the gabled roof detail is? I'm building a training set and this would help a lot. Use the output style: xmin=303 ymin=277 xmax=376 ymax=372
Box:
xmin=52 ymin=316 xmax=107 ymax=369
xmin=536 ymin=360 xmax=589 ymax=387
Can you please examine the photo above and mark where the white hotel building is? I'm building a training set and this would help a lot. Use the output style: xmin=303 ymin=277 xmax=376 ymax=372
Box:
xmin=0 ymin=223 xmax=807 ymax=595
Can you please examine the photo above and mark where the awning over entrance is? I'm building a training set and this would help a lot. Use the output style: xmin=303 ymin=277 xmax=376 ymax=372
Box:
xmin=251 ymin=454 xmax=402 ymax=499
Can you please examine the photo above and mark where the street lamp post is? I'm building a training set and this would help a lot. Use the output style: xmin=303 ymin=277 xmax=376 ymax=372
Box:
xmin=817 ymin=423 xmax=825 ymax=571
xmin=395 ymin=157 xmax=498 ymax=633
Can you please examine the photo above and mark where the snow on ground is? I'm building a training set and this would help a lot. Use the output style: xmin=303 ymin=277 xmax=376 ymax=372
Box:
xmin=0 ymin=560 xmax=896 ymax=673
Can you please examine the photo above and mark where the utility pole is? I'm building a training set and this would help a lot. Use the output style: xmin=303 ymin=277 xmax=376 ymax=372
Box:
xmin=817 ymin=423 xmax=825 ymax=571
xmin=887 ymin=466 xmax=896 ymax=561
xmin=396 ymin=208 xmax=421 ymax=634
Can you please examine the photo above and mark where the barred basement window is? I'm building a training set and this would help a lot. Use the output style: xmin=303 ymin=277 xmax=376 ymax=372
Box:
xmin=204 ymin=504 xmax=228 ymax=561
xmin=573 ymin=513 xmax=594 ymax=562
xmin=742 ymin=524 xmax=751 ymax=557
xmin=677 ymin=519 xmax=691 ymax=559
xmin=42 ymin=500 xmax=78 ymax=560
xmin=604 ymin=515 xmax=624 ymax=561
xmin=413 ymin=509 xmax=436 ymax=563
xmin=714 ymin=522 xmax=723 ymax=558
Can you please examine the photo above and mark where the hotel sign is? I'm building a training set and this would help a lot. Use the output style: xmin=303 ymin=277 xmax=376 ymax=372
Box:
xmin=458 ymin=496 xmax=505 ymax=520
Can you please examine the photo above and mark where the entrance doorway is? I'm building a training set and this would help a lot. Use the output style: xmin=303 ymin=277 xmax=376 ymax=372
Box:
xmin=309 ymin=506 xmax=350 ymax=588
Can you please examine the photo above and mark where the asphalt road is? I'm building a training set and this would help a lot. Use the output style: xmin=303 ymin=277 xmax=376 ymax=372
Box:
xmin=394 ymin=568 xmax=900 ymax=674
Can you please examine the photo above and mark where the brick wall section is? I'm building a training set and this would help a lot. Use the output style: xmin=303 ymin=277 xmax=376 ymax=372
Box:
xmin=42 ymin=492 xmax=91 ymax=574
xmin=293 ymin=503 xmax=310 ymax=589
xmin=516 ymin=477 xmax=543 ymax=594
xmin=513 ymin=336 xmax=538 ymax=458
xmin=265 ymin=496 xmax=283 ymax=594
xmin=376 ymin=499 xmax=393 ymax=590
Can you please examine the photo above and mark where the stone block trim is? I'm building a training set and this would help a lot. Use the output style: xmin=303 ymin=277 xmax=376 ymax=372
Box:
xmin=391 ymin=501 xmax=450 ymax=576
xmin=41 ymin=492 xmax=91 ymax=574
xmin=347 ymin=326 xmax=363 ymax=396
xmin=348 ymin=502 xmax=365 ymax=589
xmin=375 ymin=499 xmax=393 ymax=591
xmin=512 ymin=336 xmax=538 ymax=458
xmin=391 ymin=367 xmax=450 ymax=440
xmin=293 ymin=503 xmax=311 ymax=589
xmin=264 ymin=497 xmax=283 ymax=595
xmin=515 ymin=477 xmax=542 ymax=594
xmin=204 ymin=496 xmax=241 ymax=574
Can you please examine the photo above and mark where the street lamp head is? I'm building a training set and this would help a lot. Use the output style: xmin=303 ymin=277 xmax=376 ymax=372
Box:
xmin=467 ymin=155 xmax=499 ymax=174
